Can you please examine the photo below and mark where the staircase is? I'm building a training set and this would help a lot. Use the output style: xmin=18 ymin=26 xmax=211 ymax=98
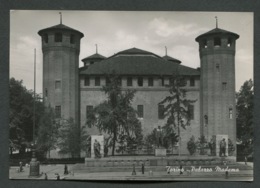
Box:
xmin=71 ymin=156 xmax=252 ymax=173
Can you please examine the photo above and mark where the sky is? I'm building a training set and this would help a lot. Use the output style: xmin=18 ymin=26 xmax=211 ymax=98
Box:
xmin=10 ymin=10 xmax=253 ymax=94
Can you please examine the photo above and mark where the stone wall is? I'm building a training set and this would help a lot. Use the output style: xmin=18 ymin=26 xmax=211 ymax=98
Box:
xmin=80 ymin=76 xmax=201 ymax=155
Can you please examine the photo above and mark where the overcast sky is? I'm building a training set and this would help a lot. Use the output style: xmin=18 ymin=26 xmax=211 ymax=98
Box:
xmin=10 ymin=10 xmax=253 ymax=94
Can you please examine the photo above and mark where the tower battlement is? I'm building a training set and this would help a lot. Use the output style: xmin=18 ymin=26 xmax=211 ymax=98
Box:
xmin=38 ymin=23 xmax=84 ymax=123
xmin=196 ymin=27 xmax=239 ymax=156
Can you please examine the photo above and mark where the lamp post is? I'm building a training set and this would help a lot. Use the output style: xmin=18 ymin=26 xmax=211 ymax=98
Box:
xmin=29 ymin=49 xmax=40 ymax=177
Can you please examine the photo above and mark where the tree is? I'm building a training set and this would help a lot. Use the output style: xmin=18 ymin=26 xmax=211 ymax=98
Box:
xmin=9 ymin=78 xmax=44 ymax=154
xmin=144 ymin=129 xmax=157 ymax=152
xmin=159 ymin=75 xmax=196 ymax=155
xmin=144 ymin=128 xmax=178 ymax=154
xmin=187 ymin=135 xmax=197 ymax=155
xmin=86 ymin=73 xmax=143 ymax=156
xmin=36 ymin=107 xmax=60 ymax=158
xmin=57 ymin=118 xmax=88 ymax=158
xmin=236 ymin=79 xmax=253 ymax=156
xmin=228 ymin=139 xmax=235 ymax=156
xmin=197 ymin=135 xmax=208 ymax=155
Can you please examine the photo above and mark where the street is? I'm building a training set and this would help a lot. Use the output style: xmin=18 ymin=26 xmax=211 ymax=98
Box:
xmin=9 ymin=163 xmax=253 ymax=181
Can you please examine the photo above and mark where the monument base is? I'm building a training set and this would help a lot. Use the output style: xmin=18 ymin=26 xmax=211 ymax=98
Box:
xmin=29 ymin=158 xmax=40 ymax=177
xmin=155 ymin=148 xmax=166 ymax=157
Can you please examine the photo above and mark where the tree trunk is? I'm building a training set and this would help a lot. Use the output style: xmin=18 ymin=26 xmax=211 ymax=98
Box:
xmin=112 ymin=125 xmax=117 ymax=156
xmin=177 ymin=92 xmax=181 ymax=156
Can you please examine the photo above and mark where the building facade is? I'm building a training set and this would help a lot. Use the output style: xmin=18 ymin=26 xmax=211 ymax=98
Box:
xmin=38 ymin=22 xmax=238 ymax=157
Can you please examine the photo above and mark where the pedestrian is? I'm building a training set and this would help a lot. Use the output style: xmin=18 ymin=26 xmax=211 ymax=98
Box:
xmin=44 ymin=173 xmax=48 ymax=180
xmin=141 ymin=163 xmax=145 ymax=174
xmin=179 ymin=165 xmax=184 ymax=175
xmin=64 ymin=164 xmax=68 ymax=175
xmin=19 ymin=162 xmax=23 ymax=172
xmin=245 ymin=156 xmax=248 ymax=165
xmin=225 ymin=170 xmax=229 ymax=179
xmin=132 ymin=164 xmax=136 ymax=175
xmin=56 ymin=173 xmax=60 ymax=180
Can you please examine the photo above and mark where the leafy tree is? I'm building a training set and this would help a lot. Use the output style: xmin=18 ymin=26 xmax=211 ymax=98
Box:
xmin=187 ymin=135 xmax=197 ymax=155
xmin=36 ymin=107 xmax=60 ymax=158
xmin=197 ymin=135 xmax=208 ymax=155
xmin=236 ymin=79 xmax=253 ymax=156
xmin=144 ymin=128 xmax=178 ymax=154
xmin=144 ymin=128 xmax=157 ymax=149
xmin=159 ymin=75 xmax=196 ymax=155
xmin=86 ymin=73 xmax=143 ymax=156
xmin=228 ymin=139 xmax=235 ymax=156
xmin=57 ymin=118 xmax=88 ymax=158
xmin=9 ymin=78 xmax=44 ymax=154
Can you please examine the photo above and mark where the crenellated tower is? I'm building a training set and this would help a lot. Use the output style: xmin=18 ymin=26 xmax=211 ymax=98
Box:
xmin=38 ymin=20 xmax=84 ymax=124
xmin=195 ymin=24 xmax=239 ymax=154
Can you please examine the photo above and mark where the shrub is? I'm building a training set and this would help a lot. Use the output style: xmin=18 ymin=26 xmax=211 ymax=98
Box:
xmin=187 ymin=136 xmax=197 ymax=155
xmin=228 ymin=139 xmax=235 ymax=156
xmin=197 ymin=135 xmax=208 ymax=155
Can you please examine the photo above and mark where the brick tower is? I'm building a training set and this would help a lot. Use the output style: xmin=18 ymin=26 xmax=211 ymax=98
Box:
xmin=195 ymin=24 xmax=239 ymax=155
xmin=38 ymin=20 xmax=84 ymax=124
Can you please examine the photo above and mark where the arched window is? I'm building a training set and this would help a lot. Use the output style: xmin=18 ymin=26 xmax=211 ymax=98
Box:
xmin=70 ymin=34 xmax=75 ymax=44
xmin=222 ymin=82 xmax=227 ymax=90
xmin=227 ymin=38 xmax=232 ymax=47
xmin=84 ymin=76 xmax=90 ymax=86
xmin=148 ymin=77 xmax=153 ymax=87
xmin=55 ymin=33 xmax=62 ymax=42
xmin=138 ymin=77 xmax=143 ymax=86
xmin=95 ymin=77 xmax=100 ymax=86
xmin=204 ymin=115 xmax=208 ymax=126
xmin=216 ymin=63 xmax=220 ymax=72
xmin=127 ymin=77 xmax=132 ymax=86
xmin=229 ymin=107 xmax=233 ymax=119
xmin=158 ymin=104 xmax=164 ymax=119
xmin=214 ymin=37 xmax=221 ymax=47
xmin=161 ymin=77 xmax=165 ymax=86
xmin=202 ymin=39 xmax=207 ymax=48
xmin=43 ymin=34 xmax=48 ymax=43
xmin=137 ymin=105 xmax=144 ymax=118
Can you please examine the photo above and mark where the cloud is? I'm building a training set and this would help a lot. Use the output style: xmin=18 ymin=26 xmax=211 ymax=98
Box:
xmin=170 ymin=45 xmax=200 ymax=68
xmin=149 ymin=18 xmax=175 ymax=37
xmin=148 ymin=17 xmax=209 ymax=38
xmin=235 ymin=48 xmax=253 ymax=90
xmin=115 ymin=30 xmax=138 ymax=45
xmin=15 ymin=36 xmax=39 ymax=50
xmin=236 ymin=49 xmax=253 ymax=63
xmin=10 ymin=36 xmax=42 ymax=93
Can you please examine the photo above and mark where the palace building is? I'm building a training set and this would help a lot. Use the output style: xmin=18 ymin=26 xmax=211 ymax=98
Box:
xmin=38 ymin=21 xmax=239 ymax=157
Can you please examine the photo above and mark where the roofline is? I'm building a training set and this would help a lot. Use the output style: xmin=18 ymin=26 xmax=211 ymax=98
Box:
xmin=106 ymin=48 xmax=164 ymax=60
xmin=38 ymin=24 xmax=84 ymax=38
xmin=81 ymin=57 xmax=105 ymax=62
xmin=195 ymin=29 xmax=239 ymax=42
xmin=78 ymin=67 xmax=200 ymax=76
xmin=81 ymin=54 xmax=106 ymax=62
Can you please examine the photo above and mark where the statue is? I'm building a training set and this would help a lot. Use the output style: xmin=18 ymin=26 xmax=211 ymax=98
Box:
xmin=94 ymin=139 xmax=101 ymax=158
xmin=209 ymin=137 xmax=215 ymax=156
xmin=219 ymin=138 xmax=227 ymax=157
xmin=155 ymin=126 xmax=163 ymax=148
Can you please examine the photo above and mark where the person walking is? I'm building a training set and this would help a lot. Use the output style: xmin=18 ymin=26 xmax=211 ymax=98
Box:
xmin=64 ymin=164 xmax=69 ymax=175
